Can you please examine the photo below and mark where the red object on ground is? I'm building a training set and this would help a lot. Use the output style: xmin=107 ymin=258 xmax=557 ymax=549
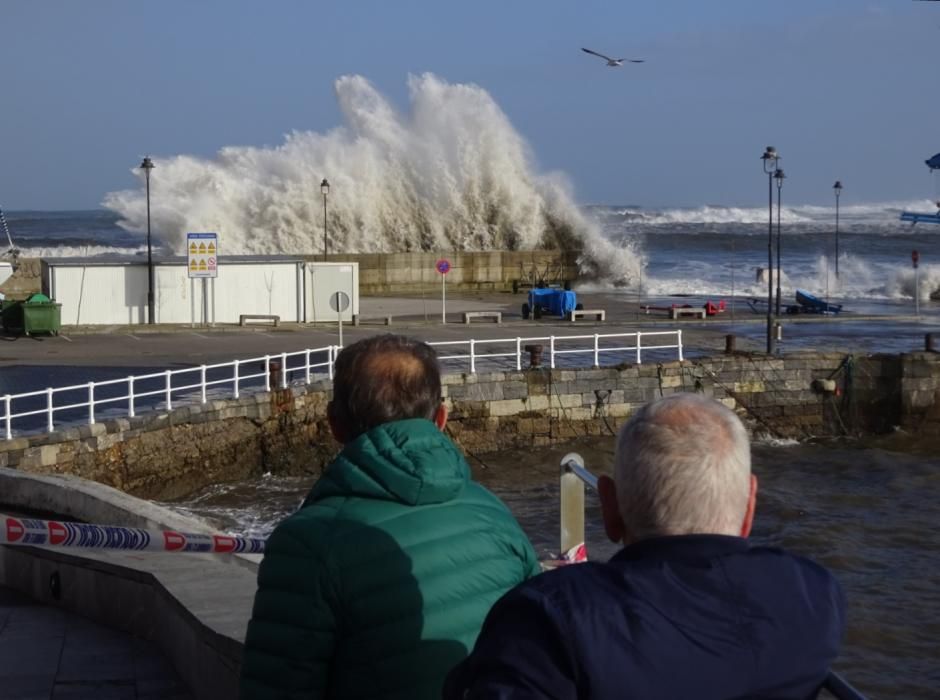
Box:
xmin=704 ymin=300 xmax=727 ymax=316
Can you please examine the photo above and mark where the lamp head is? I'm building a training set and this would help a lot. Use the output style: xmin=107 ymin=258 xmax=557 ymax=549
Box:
xmin=774 ymin=168 xmax=786 ymax=188
xmin=761 ymin=147 xmax=778 ymax=172
xmin=833 ymin=180 xmax=842 ymax=194
xmin=321 ymin=178 xmax=330 ymax=196
xmin=139 ymin=156 xmax=154 ymax=172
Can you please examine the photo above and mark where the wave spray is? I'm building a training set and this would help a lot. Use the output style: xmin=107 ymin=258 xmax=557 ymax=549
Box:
xmin=103 ymin=74 xmax=641 ymax=285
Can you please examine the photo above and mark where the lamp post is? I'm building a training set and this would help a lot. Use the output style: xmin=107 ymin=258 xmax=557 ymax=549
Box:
xmin=140 ymin=157 xmax=155 ymax=324
xmin=321 ymin=178 xmax=330 ymax=261
xmin=774 ymin=168 xmax=786 ymax=316
xmin=760 ymin=146 xmax=779 ymax=354
xmin=833 ymin=180 xmax=842 ymax=279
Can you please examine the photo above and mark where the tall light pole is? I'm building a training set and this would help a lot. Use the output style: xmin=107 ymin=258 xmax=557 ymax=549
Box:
xmin=774 ymin=168 xmax=786 ymax=316
xmin=833 ymin=180 xmax=842 ymax=279
xmin=761 ymin=146 xmax=779 ymax=354
xmin=140 ymin=157 xmax=155 ymax=324
xmin=321 ymin=178 xmax=330 ymax=261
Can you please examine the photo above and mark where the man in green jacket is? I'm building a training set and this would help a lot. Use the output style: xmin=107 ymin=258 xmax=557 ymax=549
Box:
xmin=240 ymin=334 xmax=540 ymax=700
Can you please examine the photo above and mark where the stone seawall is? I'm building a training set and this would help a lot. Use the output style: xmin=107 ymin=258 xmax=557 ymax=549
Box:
xmin=2 ymin=351 xmax=939 ymax=500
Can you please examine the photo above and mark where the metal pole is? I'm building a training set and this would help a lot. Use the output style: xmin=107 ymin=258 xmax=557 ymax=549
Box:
xmin=915 ymin=265 xmax=920 ymax=317
xmin=146 ymin=168 xmax=154 ymax=324
xmin=441 ymin=272 xmax=446 ymax=324
xmin=835 ymin=190 xmax=840 ymax=279
xmin=775 ymin=175 xmax=782 ymax=317
xmin=767 ymin=168 xmax=774 ymax=354
xmin=323 ymin=193 xmax=328 ymax=262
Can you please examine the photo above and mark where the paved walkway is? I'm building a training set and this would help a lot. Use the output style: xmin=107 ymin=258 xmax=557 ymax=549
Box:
xmin=0 ymin=587 xmax=191 ymax=700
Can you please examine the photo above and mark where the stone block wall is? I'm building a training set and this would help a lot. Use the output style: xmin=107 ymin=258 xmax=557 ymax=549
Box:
xmin=1 ymin=351 xmax=938 ymax=500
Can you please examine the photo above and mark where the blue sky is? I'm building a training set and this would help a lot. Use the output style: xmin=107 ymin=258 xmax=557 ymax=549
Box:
xmin=1 ymin=1 xmax=938 ymax=210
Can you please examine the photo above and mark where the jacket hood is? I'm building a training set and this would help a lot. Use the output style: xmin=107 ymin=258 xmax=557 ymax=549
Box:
xmin=305 ymin=418 xmax=470 ymax=507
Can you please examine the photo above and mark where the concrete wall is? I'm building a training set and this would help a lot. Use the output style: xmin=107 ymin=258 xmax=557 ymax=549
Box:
xmin=2 ymin=351 xmax=939 ymax=500
xmin=1 ymin=250 xmax=580 ymax=301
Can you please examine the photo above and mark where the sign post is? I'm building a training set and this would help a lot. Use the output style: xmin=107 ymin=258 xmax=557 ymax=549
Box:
xmin=913 ymin=250 xmax=920 ymax=317
xmin=187 ymin=233 xmax=218 ymax=326
xmin=436 ymin=259 xmax=451 ymax=324
xmin=329 ymin=291 xmax=350 ymax=348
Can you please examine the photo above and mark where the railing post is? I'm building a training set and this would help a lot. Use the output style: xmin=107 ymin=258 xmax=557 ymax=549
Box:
xmin=328 ymin=346 xmax=335 ymax=381
xmin=280 ymin=352 xmax=288 ymax=388
xmin=264 ymin=355 xmax=271 ymax=392
xmin=4 ymin=395 xmax=11 ymax=440
xmin=550 ymin=335 xmax=556 ymax=369
xmin=46 ymin=388 xmax=54 ymax=433
xmin=200 ymin=366 xmax=207 ymax=404
xmin=88 ymin=382 xmax=95 ymax=425
xmin=593 ymin=334 xmax=600 ymax=368
xmin=636 ymin=331 xmax=642 ymax=365
xmin=469 ymin=339 xmax=476 ymax=374
xmin=128 ymin=376 xmax=135 ymax=418
xmin=677 ymin=330 xmax=684 ymax=362
xmin=516 ymin=337 xmax=522 ymax=371
xmin=233 ymin=360 xmax=240 ymax=399
xmin=305 ymin=349 xmax=311 ymax=384
xmin=560 ymin=454 xmax=585 ymax=554
xmin=165 ymin=370 xmax=173 ymax=411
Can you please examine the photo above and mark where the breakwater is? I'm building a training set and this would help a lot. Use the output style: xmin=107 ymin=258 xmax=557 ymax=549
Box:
xmin=2 ymin=351 xmax=938 ymax=500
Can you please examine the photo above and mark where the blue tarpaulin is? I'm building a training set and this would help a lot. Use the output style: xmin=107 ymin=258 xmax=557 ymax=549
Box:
xmin=528 ymin=288 xmax=577 ymax=317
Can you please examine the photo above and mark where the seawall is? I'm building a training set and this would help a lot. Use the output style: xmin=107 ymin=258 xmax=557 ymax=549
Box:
xmin=0 ymin=250 xmax=580 ymax=299
xmin=2 ymin=351 xmax=939 ymax=500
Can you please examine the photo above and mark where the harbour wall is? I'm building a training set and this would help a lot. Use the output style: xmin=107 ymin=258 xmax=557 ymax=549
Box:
xmin=0 ymin=250 xmax=580 ymax=299
xmin=2 ymin=351 xmax=939 ymax=500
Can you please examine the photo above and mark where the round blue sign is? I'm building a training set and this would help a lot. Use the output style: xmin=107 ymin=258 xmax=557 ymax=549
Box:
xmin=436 ymin=259 xmax=451 ymax=274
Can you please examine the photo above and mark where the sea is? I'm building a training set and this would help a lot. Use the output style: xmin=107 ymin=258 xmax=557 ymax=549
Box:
xmin=4 ymin=206 xmax=940 ymax=697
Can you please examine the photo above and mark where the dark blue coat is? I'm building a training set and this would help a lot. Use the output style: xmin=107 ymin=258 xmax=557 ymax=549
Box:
xmin=445 ymin=535 xmax=845 ymax=700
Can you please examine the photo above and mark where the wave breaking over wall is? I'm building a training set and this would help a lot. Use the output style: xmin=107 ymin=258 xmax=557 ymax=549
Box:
xmin=103 ymin=74 xmax=640 ymax=285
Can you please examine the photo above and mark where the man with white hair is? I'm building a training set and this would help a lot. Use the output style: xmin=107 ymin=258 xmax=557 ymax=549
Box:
xmin=445 ymin=393 xmax=846 ymax=700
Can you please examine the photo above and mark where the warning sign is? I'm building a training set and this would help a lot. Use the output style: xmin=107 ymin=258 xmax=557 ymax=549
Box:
xmin=187 ymin=233 xmax=218 ymax=279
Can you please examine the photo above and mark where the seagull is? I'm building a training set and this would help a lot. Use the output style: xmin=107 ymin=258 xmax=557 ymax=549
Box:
xmin=581 ymin=48 xmax=645 ymax=67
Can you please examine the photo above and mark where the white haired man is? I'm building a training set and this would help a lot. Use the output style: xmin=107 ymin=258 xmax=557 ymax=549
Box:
xmin=445 ymin=393 xmax=846 ymax=700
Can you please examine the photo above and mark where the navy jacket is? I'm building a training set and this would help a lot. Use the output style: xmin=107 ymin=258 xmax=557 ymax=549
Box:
xmin=445 ymin=535 xmax=845 ymax=700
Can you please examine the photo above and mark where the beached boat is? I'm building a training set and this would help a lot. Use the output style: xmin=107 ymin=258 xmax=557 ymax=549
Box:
xmin=795 ymin=289 xmax=843 ymax=315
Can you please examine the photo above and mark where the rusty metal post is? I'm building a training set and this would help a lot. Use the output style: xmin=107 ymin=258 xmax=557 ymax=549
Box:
xmin=725 ymin=334 xmax=736 ymax=354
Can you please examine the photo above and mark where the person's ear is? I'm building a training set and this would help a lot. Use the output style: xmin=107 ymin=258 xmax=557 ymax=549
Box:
xmin=598 ymin=475 xmax=625 ymax=545
xmin=327 ymin=402 xmax=349 ymax=444
xmin=434 ymin=403 xmax=448 ymax=431
xmin=740 ymin=474 xmax=758 ymax=538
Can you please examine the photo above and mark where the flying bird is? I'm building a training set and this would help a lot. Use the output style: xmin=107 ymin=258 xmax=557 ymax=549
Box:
xmin=581 ymin=48 xmax=645 ymax=67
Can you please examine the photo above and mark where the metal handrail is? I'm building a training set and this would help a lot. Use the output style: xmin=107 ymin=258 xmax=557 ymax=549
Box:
xmin=1 ymin=331 xmax=682 ymax=440
xmin=557 ymin=454 xmax=867 ymax=700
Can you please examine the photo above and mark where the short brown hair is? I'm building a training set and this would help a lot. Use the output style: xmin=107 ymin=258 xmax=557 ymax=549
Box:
xmin=329 ymin=334 xmax=442 ymax=440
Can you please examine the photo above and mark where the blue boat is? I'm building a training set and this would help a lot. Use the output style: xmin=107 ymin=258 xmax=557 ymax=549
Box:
xmin=795 ymin=289 xmax=843 ymax=315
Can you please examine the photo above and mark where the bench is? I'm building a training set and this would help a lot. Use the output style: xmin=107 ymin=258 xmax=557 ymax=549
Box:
xmin=669 ymin=307 xmax=706 ymax=320
xmin=239 ymin=314 xmax=280 ymax=327
xmin=568 ymin=309 xmax=605 ymax=322
xmin=463 ymin=311 xmax=502 ymax=324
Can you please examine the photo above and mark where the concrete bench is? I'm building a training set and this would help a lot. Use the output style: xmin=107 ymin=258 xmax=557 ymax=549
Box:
xmin=239 ymin=314 xmax=280 ymax=327
xmin=568 ymin=309 xmax=605 ymax=322
xmin=463 ymin=311 xmax=502 ymax=324
xmin=669 ymin=307 xmax=706 ymax=320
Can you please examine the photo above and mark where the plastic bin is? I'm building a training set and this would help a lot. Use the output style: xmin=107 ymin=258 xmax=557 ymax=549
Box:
xmin=23 ymin=301 xmax=61 ymax=336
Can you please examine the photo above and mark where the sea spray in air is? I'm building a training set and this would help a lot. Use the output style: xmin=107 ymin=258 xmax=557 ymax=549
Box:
xmin=103 ymin=73 xmax=642 ymax=286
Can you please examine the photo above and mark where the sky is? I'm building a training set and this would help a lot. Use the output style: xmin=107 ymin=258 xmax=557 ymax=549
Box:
xmin=1 ymin=1 xmax=939 ymax=210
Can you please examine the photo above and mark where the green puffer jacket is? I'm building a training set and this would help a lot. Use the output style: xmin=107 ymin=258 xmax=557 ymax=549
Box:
xmin=239 ymin=418 xmax=540 ymax=700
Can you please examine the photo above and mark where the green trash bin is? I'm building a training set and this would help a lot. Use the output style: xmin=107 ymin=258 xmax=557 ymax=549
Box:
xmin=22 ymin=294 xmax=61 ymax=336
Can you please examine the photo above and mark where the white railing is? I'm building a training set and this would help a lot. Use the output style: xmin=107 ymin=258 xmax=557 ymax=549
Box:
xmin=1 ymin=330 xmax=682 ymax=440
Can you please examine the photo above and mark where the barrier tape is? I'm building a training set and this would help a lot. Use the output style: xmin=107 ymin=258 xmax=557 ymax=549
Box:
xmin=1 ymin=514 xmax=265 ymax=554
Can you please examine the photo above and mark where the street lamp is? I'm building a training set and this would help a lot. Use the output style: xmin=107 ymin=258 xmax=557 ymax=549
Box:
xmin=321 ymin=178 xmax=330 ymax=261
xmin=833 ymin=180 xmax=842 ymax=279
xmin=774 ymin=168 xmax=786 ymax=316
xmin=760 ymin=146 xmax=779 ymax=354
xmin=139 ymin=156 xmax=155 ymax=324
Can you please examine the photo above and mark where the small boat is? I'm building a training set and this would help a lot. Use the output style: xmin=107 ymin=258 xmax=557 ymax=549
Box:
xmin=795 ymin=289 xmax=842 ymax=315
